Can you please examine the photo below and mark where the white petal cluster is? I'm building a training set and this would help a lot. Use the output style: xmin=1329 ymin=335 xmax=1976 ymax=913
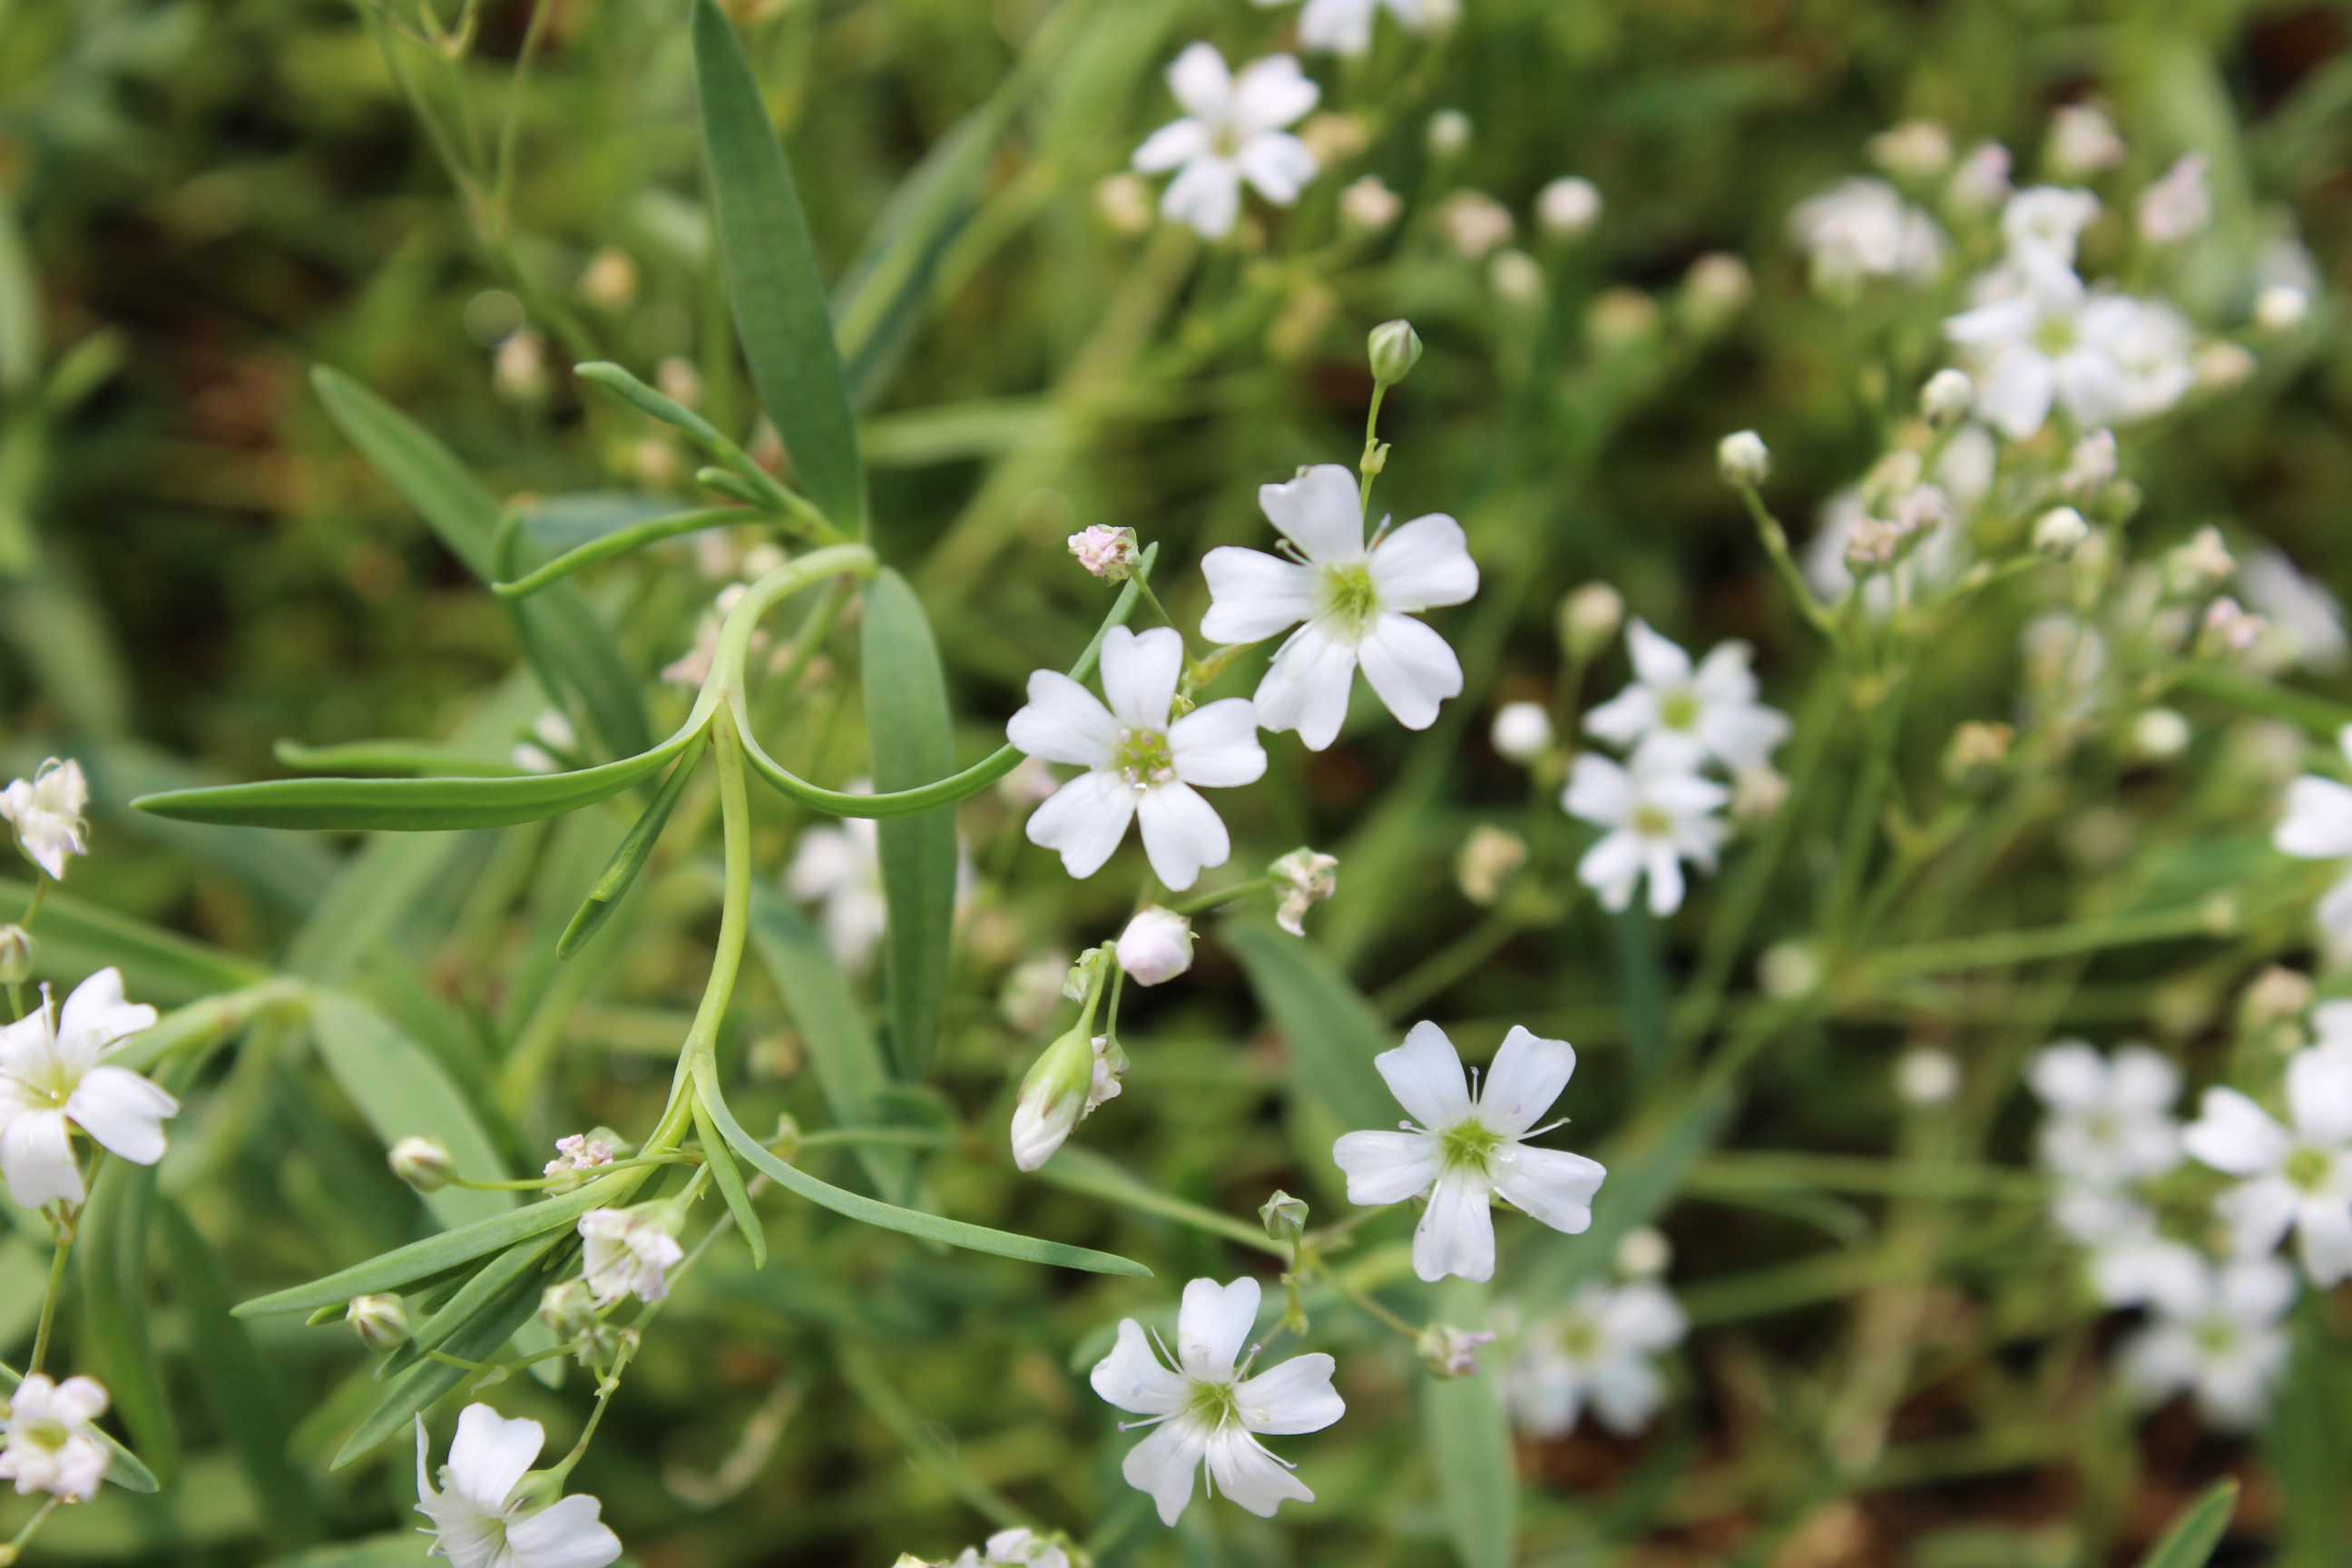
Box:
xmin=2183 ymin=1044 xmax=2352 ymax=1287
xmin=2273 ymin=726 xmax=2352 ymax=946
xmin=1331 ymin=1024 xmax=1606 ymax=1282
xmin=1132 ymin=44 xmax=1319 ymax=240
xmin=786 ymin=804 xmax=887 ymax=975
xmin=0 ymin=758 xmax=90 ymax=881
xmin=1584 ymin=621 xmax=1789 ymax=777
xmin=1252 ymin=0 xmax=1455 ymax=57
xmin=2118 ymin=1256 xmax=2295 ymax=1430
xmin=1090 ymin=1276 xmax=1344 ymax=1524
xmin=2025 ymin=1042 xmax=2199 ymax=1308
xmin=1504 ymin=1281 xmax=1686 ymax=1437
xmin=1787 ymin=178 xmax=1945 ymax=292
xmin=1008 ymin=627 xmax=1266 ymax=891
xmin=0 ymin=968 xmax=173 ymax=1209
xmin=2238 ymin=547 xmax=2348 ymax=674
xmin=0 ymin=1373 xmax=112 ymax=1500
xmin=1202 ymin=464 xmax=1479 ymax=751
xmin=415 ymin=1406 xmax=622 ymax=1568
xmin=943 ymin=1527 xmax=1071 ymax=1568
xmin=1563 ymin=753 xmax=1728 ymax=916
xmin=577 ymin=1207 xmax=684 ymax=1306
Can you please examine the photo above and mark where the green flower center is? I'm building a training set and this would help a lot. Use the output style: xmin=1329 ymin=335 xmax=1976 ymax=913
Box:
xmin=1186 ymin=1377 xmax=1240 ymax=1431
xmin=16 ymin=1416 xmax=68 ymax=1453
xmin=1632 ymin=804 xmax=1673 ymax=838
xmin=1440 ymin=1119 xmax=1503 ymax=1177
xmin=1558 ymin=1318 xmax=1601 ymax=1360
xmin=1316 ymin=562 xmax=1383 ymax=640
xmin=2033 ymin=315 xmax=2078 ymax=356
xmin=2286 ymin=1144 xmax=2334 ymax=1193
xmin=1113 ymin=726 xmax=1176 ymax=790
xmin=1658 ymin=689 xmax=1700 ymax=730
xmin=2195 ymin=1318 xmax=2239 ymax=1357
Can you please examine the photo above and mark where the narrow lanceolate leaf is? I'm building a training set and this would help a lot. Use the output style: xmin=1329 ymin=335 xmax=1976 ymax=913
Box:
xmin=691 ymin=0 xmax=865 ymax=531
xmin=331 ymin=1269 xmax=542 ymax=1469
xmin=562 ymin=730 xmax=709 ymax=959
xmin=310 ymin=992 xmax=514 ymax=1230
xmin=77 ymin=1152 xmax=177 ymax=1486
xmin=1225 ymin=919 xmax=1398 ymax=1133
xmin=2136 ymin=1476 xmax=2239 ymax=1568
xmin=309 ymin=366 xmax=652 ymax=758
xmin=1424 ymin=1279 xmax=1517 ymax=1568
xmin=134 ymin=729 xmax=693 ymax=831
xmin=158 ymin=1200 xmax=323 ymax=1551
xmin=746 ymin=880 xmax=913 ymax=1202
xmin=860 ymin=570 xmax=958 ymax=1078
xmin=694 ymin=1091 xmax=769 ymax=1268
xmin=699 ymin=1070 xmax=1149 ymax=1277
xmin=0 ymin=1360 xmax=157 ymax=1494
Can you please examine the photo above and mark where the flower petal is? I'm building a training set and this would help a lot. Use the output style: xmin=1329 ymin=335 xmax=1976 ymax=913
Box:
xmin=1230 ymin=54 xmax=1318 ymax=137
xmin=1357 ymin=613 xmax=1463 ymax=731
xmin=1161 ymin=155 xmax=1241 ymax=240
xmin=1236 ymin=132 xmax=1318 ymax=206
xmin=1374 ymin=1021 xmax=1473 ymax=1127
xmin=1477 ymin=1025 xmax=1575 ymax=1137
xmin=1413 ymin=1168 xmax=1496 ymax=1282
xmin=1165 ymin=42 xmax=1231 ymax=121
xmin=2295 ymin=1199 xmax=2352 ymax=1288
xmin=1099 ymin=626 xmax=1183 ymax=732
xmin=1581 ymin=687 xmax=1658 ymax=750
xmin=1367 ymin=514 xmax=1477 ymax=611
xmin=1623 ymin=620 xmax=1691 ymax=685
xmin=1132 ymin=118 xmax=1210 ymax=174
xmin=0 ymin=1107 xmax=83 ymax=1208
xmin=1200 ymin=547 xmax=1316 ymax=643
xmin=1203 ymin=1426 xmax=1314 ymax=1518
xmin=1122 ymin=1419 xmax=1207 ymax=1527
xmin=1177 ymin=1276 xmax=1262 ymax=1380
xmin=2278 ymin=776 xmax=2352 ymax=858
xmin=1563 ymin=752 xmax=1632 ymax=826
xmin=2027 ymin=1042 xmax=2107 ymax=1112
xmin=1586 ymin=1356 xmax=1666 ymax=1435
xmin=1007 ymin=671 xmax=1118 ymax=767
xmin=58 ymin=968 xmax=156 ymax=1065
xmin=1491 ymin=1146 xmax=1605 ymax=1235
xmin=1575 ymin=830 xmax=1643 ymax=911
xmin=1975 ymin=340 xmax=2057 ymax=439
xmin=1642 ymin=843 xmax=1686 ymax=916
xmin=2184 ymin=1088 xmax=2293 ymax=1177
xmin=1236 ymin=1352 xmax=1344 ymax=1435
xmin=505 ymin=1493 xmax=623 ymax=1568
xmin=64 ymin=1065 xmax=178 ymax=1166
xmin=2288 ymin=1047 xmax=2352 ymax=1148
xmin=1090 ymin=1318 xmax=1191 ymax=1416
xmin=446 ymin=1403 xmax=544 ymax=1514
xmin=1024 ymin=769 xmax=1137 ymax=880
xmin=1168 ymin=699 xmax=1268 ymax=788
xmin=1331 ymin=1129 xmax=1438 ymax=1205
xmin=1259 ymin=465 xmax=1365 ymax=566
xmin=1252 ymin=624 xmax=1359 ymax=751
xmin=1135 ymin=781 xmax=1230 ymax=892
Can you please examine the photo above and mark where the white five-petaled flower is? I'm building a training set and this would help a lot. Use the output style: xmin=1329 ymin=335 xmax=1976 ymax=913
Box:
xmin=1250 ymin=0 xmax=1455 ymax=56
xmin=1006 ymin=626 xmax=1266 ymax=892
xmin=2275 ymin=734 xmax=2352 ymax=943
xmin=1089 ymin=1276 xmax=1343 ymax=1525
xmin=1563 ymin=751 xmax=1730 ymax=917
xmin=2182 ymin=1046 xmax=2352 ymax=1287
xmin=414 ymin=1405 xmax=622 ymax=1568
xmin=1944 ymin=268 xmax=2194 ymax=440
xmin=2118 ymin=1255 xmax=2297 ymax=1430
xmin=0 ymin=758 xmax=90 ymax=880
xmin=0 ymin=968 xmax=172 ymax=1209
xmin=577 ymin=1207 xmax=684 ymax=1307
xmin=1787 ymin=178 xmax=1945 ymax=290
xmin=1332 ymin=1023 xmax=1607 ymax=1283
xmin=1583 ymin=620 xmax=1789 ymax=775
xmin=1504 ymin=1280 xmax=1686 ymax=1438
xmin=1131 ymin=44 xmax=1319 ymax=240
xmin=1201 ymin=464 xmax=1478 ymax=751
xmin=2025 ymin=1041 xmax=2183 ymax=1186
xmin=0 ymin=1373 xmax=112 ymax=1500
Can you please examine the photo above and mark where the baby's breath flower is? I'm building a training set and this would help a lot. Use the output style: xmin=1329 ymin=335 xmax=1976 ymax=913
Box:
xmin=2034 ymin=506 xmax=2091 ymax=560
xmin=1717 ymin=431 xmax=1769 ymax=487
xmin=2136 ymin=153 xmax=2211 ymax=245
xmin=1919 ymin=368 xmax=1974 ymax=426
xmin=2185 ymin=1045 xmax=2352 ymax=1286
xmin=1563 ymin=751 xmax=1728 ymax=916
xmin=1132 ymin=44 xmax=1319 ymax=240
xmin=1426 ymin=108 xmax=1471 ymax=157
xmin=1367 ymin=318 xmax=1424 ymax=384
xmin=2194 ymin=341 xmax=2257 ymax=391
xmin=0 ymin=759 xmax=89 ymax=881
xmin=1558 ymin=583 xmax=1624 ymax=659
xmin=0 ymin=926 xmax=29 ymax=986
xmin=1614 ymin=1225 xmax=1672 ymax=1279
xmin=1011 ymin=1027 xmax=1124 ymax=1171
xmin=1338 ymin=175 xmax=1402 ymax=231
xmin=1867 ymin=119 xmax=1952 ymax=181
xmin=1681 ymin=253 xmax=1751 ymax=330
xmin=2046 ymin=103 xmax=2123 ymax=177
xmin=2164 ymin=526 xmax=2236 ymax=595
xmin=1067 ymin=524 xmax=1142 ymax=582
xmin=348 ymin=1294 xmax=410 ymax=1351
xmin=0 ymin=1374 xmax=112 ymax=1500
xmin=1416 ymin=1322 xmax=1498 ymax=1378
xmin=1789 ymin=178 xmax=1945 ymax=290
xmin=1895 ymin=1048 xmax=1960 ymax=1106
xmin=0 ymin=969 xmax=171 ymax=1208
xmin=1489 ymin=702 xmax=1553 ymax=765
xmin=2131 ymin=708 xmax=2191 ymax=760
xmin=415 ymin=1406 xmax=622 ymax=1568
xmin=2119 ymin=1257 xmax=2295 ymax=1429
xmin=1944 ymin=141 xmax=2013 ymax=216
xmin=1489 ymin=249 xmax=1544 ymax=309
xmin=1254 ymin=0 xmax=1455 ymax=59
xmin=2255 ymin=285 xmax=2310 ymax=332
xmin=389 ymin=1134 xmax=456 ymax=1193
xmin=1455 ymin=825 xmax=1526 ymax=907
xmin=579 ymin=1206 xmax=684 ymax=1306
xmin=1535 ymin=175 xmax=1602 ymax=239
xmin=1585 ymin=620 xmax=1789 ymax=776
xmin=1438 ymin=191 xmax=1513 ymax=260
xmin=1504 ymin=1280 xmax=1685 ymax=1436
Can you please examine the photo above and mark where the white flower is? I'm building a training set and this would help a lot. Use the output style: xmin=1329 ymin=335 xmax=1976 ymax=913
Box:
xmin=949 ymin=1529 xmax=1071 ymax=1568
xmin=1788 ymin=178 xmax=1945 ymax=290
xmin=577 ymin=1207 xmax=684 ymax=1306
xmin=2047 ymin=103 xmax=2124 ymax=177
xmin=0 ymin=1373 xmax=111 ymax=1500
xmin=0 ymin=759 xmax=89 ymax=880
xmin=2050 ymin=1189 xmax=2206 ymax=1308
xmin=2119 ymin=1256 xmax=2296 ymax=1430
xmin=1563 ymin=751 xmax=1730 ymax=917
xmin=1895 ymin=1047 xmax=1960 ymax=1106
xmin=1944 ymin=141 xmax=2012 ymax=216
xmin=543 ymin=1134 xmax=614 ymax=1194
xmin=2025 ymin=1042 xmax=2182 ymax=1186
xmin=1490 ymin=701 xmax=1554 ymax=764
xmin=2000 ymin=186 xmax=2102 ymax=278
xmin=1200 ymin=465 xmax=1478 ymax=752
xmin=1944 ymin=270 xmax=2194 ymax=440
xmin=1584 ymin=620 xmax=1789 ymax=775
xmin=2182 ymin=1046 xmax=2352 ymax=1287
xmin=786 ymin=808 xmax=886 ymax=975
xmin=1717 ymin=431 xmax=1770 ymax=487
xmin=1331 ymin=1023 xmax=1606 ymax=1283
xmin=2137 ymin=153 xmax=2211 ymax=245
xmin=1504 ymin=1281 xmax=1685 ymax=1437
xmin=415 ymin=1405 xmax=622 ymax=1568
xmin=2275 ymin=750 xmax=2352 ymax=944
xmin=1089 ymin=1276 xmax=1343 ymax=1525
xmin=1253 ymin=0 xmax=1454 ymax=56
xmin=1132 ymin=44 xmax=1319 ymax=240
xmin=0 ymin=968 xmax=171 ymax=1209
xmin=1116 ymin=906 xmax=1195 ymax=986
xmin=2239 ymin=547 xmax=2348 ymax=673
xmin=2256 ymin=285 xmax=2310 ymax=331
xmin=1536 ymin=176 xmax=1602 ymax=239
xmin=1269 ymin=848 xmax=1338 ymax=936
xmin=1006 ymin=626 xmax=1266 ymax=891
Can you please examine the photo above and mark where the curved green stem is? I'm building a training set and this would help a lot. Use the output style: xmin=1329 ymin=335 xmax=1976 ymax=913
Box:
xmin=493 ymin=509 xmax=755 ymax=598
xmin=27 ymin=1212 xmax=71 ymax=1375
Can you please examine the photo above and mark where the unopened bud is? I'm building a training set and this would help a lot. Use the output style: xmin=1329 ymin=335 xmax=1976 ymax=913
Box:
xmin=1009 ymin=1026 xmax=1118 ymax=1171
xmin=1339 ymin=175 xmax=1403 ymax=232
xmin=2240 ymin=965 xmax=2315 ymax=1038
xmin=1614 ymin=1226 xmax=1672 ymax=1279
xmin=2198 ymin=596 xmax=2266 ymax=657
xmin=1919 ymin=368 xmax=1974 ymax=427
xmin=1269 ymin=848 xmax=1338 ymax=936
xmin=1368 ymin=319 xmax=1424 ymax=385
xmin=1942 ymin=720 xmax=2014 ymax=787
xmin=1455 ymin=825 xmax=1527 ymax=907
xmin=656 ymin=356 xmax=704 ymax=408
xmin=1416 ymin=1322 xmax=1497 ymax=1379
xmin=346 ymin=1294 xmax=410 ymax=1351
xmin=1490 ymin=702 xmax=1554 ymax=765
xmin=1426 ymin=109 xmax=1471 ymax=158
xmin=2033 ymin=506 xmax=2091 ymax=560
xmin=1062 ymin=946 xmax=1111 ymax=1003
xmin=1559 ymin=583 xmax=1624 ymax=660
xmin=1680 ymin=253 xmax=1751 ymax=331
xmin=2255 ymin=286 xmax=2309 ymax=332
xmin=388 ymin=1135 xmax=456 ymax=1192
xmin=2059 ymin=430 xmax=2117 ymax=499
xmin=1067 ymin=524 xmax=1141 ymax=583
xmin=1535 ymin=175 xmax=1602 ymax=240
xmin=1115 ymin=906 xmax=1195 ymax=986
xmin=1757 ymin=941 xmax=1822 ymax=1000
xmin=2164 ymin=525 xmax=2235 ymax=595
xmin=0 ymin=925 xmax=30 ymax=985
xmin=1259 ymin=1190 xmax=1309 ymax=1242
xmin=576 ymin=247 xmax=640 ymax=313
xmin=1895 ymin=1047 xmax=1960 ymax=1106
xmin=493 ymin=328 xmax=549 ymax=404
xmin=1718 ymin=430 xmax=1770 ymax=487
xmin=1731 ymin=763 xmax=1789 ymax=822
xmin=2194 ymin=341 xmax=2257 ymax=391
xmin=2130 ymin=708 xmax=2190 ymax=760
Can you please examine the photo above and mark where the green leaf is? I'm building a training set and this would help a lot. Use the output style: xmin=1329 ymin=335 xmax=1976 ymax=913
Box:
xmin=860 ymin=570 xmax=958 ymax=1078
xmin=77 ymin=1150 xmax=178 ymax=1486
xmin=256 ymin=1532 xmax=443 ymax=1568
xmin=745 ymin=879 xmax=912 ymax=1201
xmin=391 ymin=1232 xmax=567 ymax=1373
xmin=562 ymin=730 xmax=709 ymax=959
xmin=331 ymin=1267 xmax=542 ymax=1468
xmin=0 ymin=877 xmax=270 ymax=1004
xmin=1423 ymin=1279 xmax=1516 ymax=1568
xmin=134 ymin=727 xmax=694 ymax=831
xmin=309 ymin=365 xmax=652 ymax=758
xmin=0 ymin=192 xmax=36 ymax=394
xmin=2135 ymin=1476 xmax=2238 ymax=1568
xmin=309 ymin=991 xmax=514 ymax=1230
xmin=1224 ymin=919 xmax=1397 ymax=1134
xmin=693 ymin=1091 xmax=768 ymax=1269
xmin=691 ymin=0 xmax=865 ymax=531
xmin=60 ymin=737 xmax=339 ymax=912
xmin=157 ymin=1199 xmax=324 ymax=1551
xmin=697 ymin=1067 xmax=1149 ymax=1277
xmin=0 ymin=1358 xmax=158 ymax=1494
xmin=273 ymin=740 xmax=525 ymax=778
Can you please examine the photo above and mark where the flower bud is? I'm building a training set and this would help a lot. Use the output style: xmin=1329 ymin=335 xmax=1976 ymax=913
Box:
xmin=1942 ymin=720 xmax=2014 ymax=788
xmin=2194 ymin=341 xmax=2256 ymax=391
xmin=1757 ymin=941 xmax=1822 ymax=1000
xmin=544 ymin=1132 xmax=617 ymax=1194
xmin=1919 ymin=368 xmax=1974 ymax=427
xmin=1867 ymin=119 xmax=1952 ymax=181
xmin=1558 ymin=583 xmax=1624 ymax=660
xmin=1455 ymin=825 xmax=1527 ymax=907
xmin=1490 ymin=702 xmax=1553 ymax=766
xmin=1536 ymin=176 xmax=1602 ymax=240
xmin=388 ymin=1134 xmax=457 ymax=1192
xmin=580 ymin=1204 xmax=685 ymax=1306
xmin=1096 ymin=172 xmax=1154 ymax=236
xmin=2059 ymin=430 xmax=2117 ymax=499
xmin=1269 ymin=848 xmax=1338 ymax=936
xmin=1339 ymin=175 xmax=1402 ymax=232
xmin=1895 ymin=1047 xmax=1959 ymax=1106
xmin=493 ymin=328 xmax=549 ymax=404
xmin=1062 ymin=945 xmax=1111 ymax=1003
xmin=1426 ymin=109 xmax=1471 ymax=157
xmin=2255 ymin=285 xmax=2309 ymax=332
xmin=1489 ymin=249 xmax=1545 ymax=309
xmin=1680 ymin=253 xmax=1751 ymax=332
xmin=0 ymin=925 xmax=30 ymax=986
xmin=1439 ymin=191 xmax=1513 ymax=259
xmin=2240 ymin=965 xmax=2315 ymax=1041
xmin=2130 ymin=708 xmax=2190 ymax=760
xmin=1259 ymin=1189 xmax=1309 ymax=1243
xmin=656 ymin=356 xmax=704 ymax=408
xmin=1066 ymin=524 xmax=1141 ymax=583
xmin=1368 ymin=319 xmax=1424 ymax=386
xmin=1718 ymin=430 xmax=1770 ymax=488
xmin=346 ymin=1294 xmax=410 ymax=1351
xmin=2164 ymin=526 xmax=2236 ymax=596
xmin=1115 ymin=906 xmax=1195 ymax=986
xmin=1731 ymin=763 xmax=1789 ymax=822
xmin=2198 ymin=596 xmax=2266 ymax=657
xmin=2046 ymin=103 xmax=2123 ymax=178
xmin=576 ymin=247 xmax=640 ymax=313
xmin=1416 ymin=1322 xmax=1497 ymax=1379
xmin=1009 ymin=1027 xmax=1122 ymax=1171
xmin=1614 ymin=1226 xmax=1672 ymax=1279
xmin=2033 ymin=506 xmax=2090 ymax=560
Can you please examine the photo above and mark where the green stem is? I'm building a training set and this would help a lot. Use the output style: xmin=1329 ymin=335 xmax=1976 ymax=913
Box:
xmin=451 ymin=1155 xmax=696 ymax=1191
xmin=1358 ymin=381 xmax=1391 ymax=513
xmin=1165 ymin=874 xmax=1269 ymax=917
xmin=1863 ymin=904 xmax=2226 ymax=976
xmin=651 ymin=710 xmax=758 ymax=1165
xmin=1739 ymin=485 xmax=1841 ymax=643
xmin=27 ymin=1212 xmax=71 ymax=1376
xmin=6 ymin=1493 xmax=63 ymax=1553
xmin=486 ymin=0 xmax=555 ymax=240
xmin=492 ymin=508 xmax=754 ymax=598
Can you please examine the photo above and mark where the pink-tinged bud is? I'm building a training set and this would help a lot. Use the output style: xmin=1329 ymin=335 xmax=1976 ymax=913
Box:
xmin=1115 ymin=906 xmax=1195 ymax=986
